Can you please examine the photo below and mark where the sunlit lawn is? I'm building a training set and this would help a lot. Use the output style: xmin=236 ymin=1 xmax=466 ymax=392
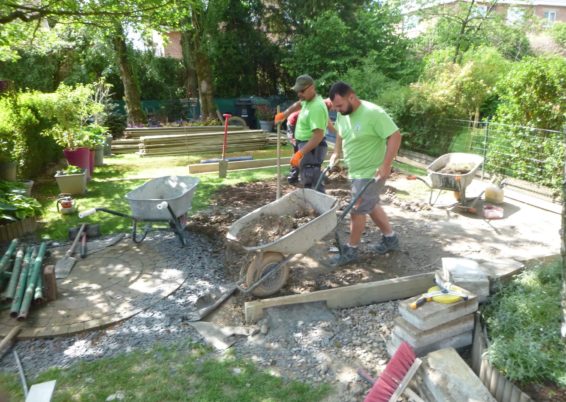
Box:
xmin=35 ymin=146 xmax=295 ymax=240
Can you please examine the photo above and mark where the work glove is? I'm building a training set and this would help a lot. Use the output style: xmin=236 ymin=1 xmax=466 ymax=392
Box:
xmin=274 ymin=112 xmax=286 ymax=124
xmin=290 ymin=150 xmax=304 ymax=167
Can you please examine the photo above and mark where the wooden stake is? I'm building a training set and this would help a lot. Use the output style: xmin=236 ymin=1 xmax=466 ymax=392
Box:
xmin=276 ymin=105 xmax=281 ymax=200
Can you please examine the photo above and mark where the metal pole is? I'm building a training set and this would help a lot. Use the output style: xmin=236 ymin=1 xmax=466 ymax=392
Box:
xmin=276 ymin=105 xmax=281 ymax=200
xmin=482 ymin=118 xmax=490 ymax=180
xmin=13 ymin=350 xmax=28 ymax=397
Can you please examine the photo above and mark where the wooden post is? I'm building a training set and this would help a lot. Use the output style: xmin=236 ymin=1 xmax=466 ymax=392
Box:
xmin=276 ymin=105 xmax=281 ymax=200
xmin=42 ymin=265 xmax=57 ymax=302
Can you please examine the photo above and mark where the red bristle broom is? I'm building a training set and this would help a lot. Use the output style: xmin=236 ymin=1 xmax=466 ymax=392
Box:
xmin=357 ymin=342 xmax=423 ymax=402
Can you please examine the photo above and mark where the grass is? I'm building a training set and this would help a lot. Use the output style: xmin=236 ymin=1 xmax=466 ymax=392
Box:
xmin=0 ymin=341 xmax=330 ymax=401
xmin=481 ymin=257 xmax=566 ymax=386
xmin=35 ymin=146 xmax=294 ymax=240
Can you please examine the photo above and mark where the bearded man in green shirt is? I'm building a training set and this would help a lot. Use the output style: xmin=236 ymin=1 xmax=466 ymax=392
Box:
xmin=328 ymin=81 xmax=402 ymax=266
xmin=274 ymin=74 xmax=329 ymax=192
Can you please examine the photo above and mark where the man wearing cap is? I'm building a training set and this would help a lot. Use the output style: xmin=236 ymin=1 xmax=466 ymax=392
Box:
xmin=328 ymin=81 xmax=402 ymax=266
xmin=274 ymin=74 xmax=329 ymax=192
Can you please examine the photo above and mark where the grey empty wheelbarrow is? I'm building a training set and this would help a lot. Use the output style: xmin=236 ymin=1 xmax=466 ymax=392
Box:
xmin=79 ymin=175 xmax=199 ymax=246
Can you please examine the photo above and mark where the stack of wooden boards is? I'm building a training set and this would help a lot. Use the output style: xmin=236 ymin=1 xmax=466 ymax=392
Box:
xmin=112 ymin=126 xmax=285 ymax=157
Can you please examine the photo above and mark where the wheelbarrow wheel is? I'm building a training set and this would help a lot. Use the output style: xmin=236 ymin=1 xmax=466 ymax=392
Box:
xmin=245 ymin=252 xmax=289 ymax=298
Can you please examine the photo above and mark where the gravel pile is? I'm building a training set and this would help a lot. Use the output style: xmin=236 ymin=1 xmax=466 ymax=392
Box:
xmin=0 ymin=230 xmax=398 ymax=402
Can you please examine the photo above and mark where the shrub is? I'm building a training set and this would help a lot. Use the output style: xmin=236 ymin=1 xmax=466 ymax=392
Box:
xmin=0 ymin=92 xmax=61 ymax=178
xmin=482 ymin=260 xmax=565 ymax=386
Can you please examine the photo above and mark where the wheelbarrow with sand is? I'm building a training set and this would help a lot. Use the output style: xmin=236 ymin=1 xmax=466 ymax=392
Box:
xmin=408 ymin=152 xmax=484 ymax=209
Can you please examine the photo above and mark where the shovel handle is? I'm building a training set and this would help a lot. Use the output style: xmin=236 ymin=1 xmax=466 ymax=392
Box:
xmin=67 ymin=223 xmax=86 ymax=257
xmin=80 ymin=232 xmax=87 ymax=258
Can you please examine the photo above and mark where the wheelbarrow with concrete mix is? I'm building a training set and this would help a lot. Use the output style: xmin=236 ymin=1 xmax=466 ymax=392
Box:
xmin=190 ymin=171 xmax=378 ymax=320
xmin=79 ymin=175 xmax=199 ymax=246
xmin=408 ymin=152 xmax=484 ymax=207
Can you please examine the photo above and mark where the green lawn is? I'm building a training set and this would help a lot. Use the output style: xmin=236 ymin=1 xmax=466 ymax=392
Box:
xmin=0 ymin=341 xmax=330 ymax=401
xmin=35 ymin=146 xmax=294 ymax=240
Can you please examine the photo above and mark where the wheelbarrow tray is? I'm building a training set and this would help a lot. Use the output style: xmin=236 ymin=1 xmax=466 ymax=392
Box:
xmin=427 ymin=153 xmax=484 ymax=192
xmin=125 ymin=175 xmax=199 ymax=221
xmin=226 ymin=188 xmax=338 ymax=256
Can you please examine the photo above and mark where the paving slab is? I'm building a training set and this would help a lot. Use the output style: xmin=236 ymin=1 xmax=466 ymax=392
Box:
xmin=388 ymin=330 xmax=473 ymax=357
xmin=0 ymin=238 xmax=185 ymax=338
xmin=399 ymin=294 xmax=478 ymax=331
xmin=418 ymin=347 xmax=497 ymax=402
xmin=392 ymin=314 xmax=474 ymax=348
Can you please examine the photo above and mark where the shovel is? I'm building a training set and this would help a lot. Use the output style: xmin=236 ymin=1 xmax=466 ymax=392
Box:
xmin=54 ymin=223 xmax=85 ymax=279
xmin=218 ymin=113 xmax=232 ymax=178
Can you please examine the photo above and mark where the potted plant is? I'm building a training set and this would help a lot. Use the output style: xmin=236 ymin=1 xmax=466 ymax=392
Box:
xmin=0 ymin=180 xmax=42 ymax=241
xmin=84 ymin=124 xmax=108 ymax=171
xmin=39 ymin=83 xmax=104 ymax=179
xmin=254 ymin=104 xmax=275 ymax=132
xmin=54 ymin=165 xmax=87 ymax=195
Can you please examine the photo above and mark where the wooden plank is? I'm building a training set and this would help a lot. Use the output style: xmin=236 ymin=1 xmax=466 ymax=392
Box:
xmin=0 ymin=325 xmax=22 ymax=357
xmin=188 ymin=154 xmax=332 ymax=173
xmin=244 ymin=272 xmax=434 ymax=323
xmin=42 ymin=265 xmax=57 ymax=301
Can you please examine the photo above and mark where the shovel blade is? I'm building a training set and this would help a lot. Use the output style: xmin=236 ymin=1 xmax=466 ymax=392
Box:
xmin=189 ymin=285 xmax=237 ymax=322
xmin=54 ymin=256 xmax=77 ymax=279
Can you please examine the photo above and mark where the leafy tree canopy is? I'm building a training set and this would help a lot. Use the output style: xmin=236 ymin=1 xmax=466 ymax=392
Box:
xmin=494 ymin=56 xmax=566 ymax=130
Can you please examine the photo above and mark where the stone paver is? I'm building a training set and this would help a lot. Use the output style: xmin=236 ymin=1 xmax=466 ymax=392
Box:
xmin=0 ymin=238 xmax=185 ymax=338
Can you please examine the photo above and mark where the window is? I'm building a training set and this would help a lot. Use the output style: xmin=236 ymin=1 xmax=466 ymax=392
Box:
xmin=507 ymin=7 xmax=525 ymax=25
xmin=544 ymin=10 xmax=557 ymax=24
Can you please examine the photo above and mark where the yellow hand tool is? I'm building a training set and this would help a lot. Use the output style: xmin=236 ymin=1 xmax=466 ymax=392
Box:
xmin=410 ymin=284 xmax=470 ymax=310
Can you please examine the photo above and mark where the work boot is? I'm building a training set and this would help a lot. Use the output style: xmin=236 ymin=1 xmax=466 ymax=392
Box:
xmin=372 ymin=234 xmax=400 ymax=255
xmin=329 ymin=245 xmax=359 ymax=267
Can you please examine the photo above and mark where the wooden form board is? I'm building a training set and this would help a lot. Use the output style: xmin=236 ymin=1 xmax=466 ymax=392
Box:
xmin=124 ymin=126 xmax=245 ymax=138
xmin=188 ymin=155 xmax=332 ymax=173
xmin=244 ymin=272 xmax=435 ymax=323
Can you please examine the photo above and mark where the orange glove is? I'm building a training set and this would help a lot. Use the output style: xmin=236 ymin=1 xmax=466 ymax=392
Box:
xmin=274 ymin=112 xmax=286 ymax=124
xmin=290 ymin=150 xmax=304 ymax=167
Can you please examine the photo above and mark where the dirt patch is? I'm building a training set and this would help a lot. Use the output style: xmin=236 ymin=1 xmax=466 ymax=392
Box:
xmin=186 ymin=170 xmax=561 ymax=401
xmin=188 ymin=168 xmax=560 ymax=295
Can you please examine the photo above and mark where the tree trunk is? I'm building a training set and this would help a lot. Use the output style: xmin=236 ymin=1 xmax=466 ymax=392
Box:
xmin=562 ymin=134 xmax=566 ymax=339
xmin=181 ymin=31 xmax=198 ymax=99
xmin=195 ymin=54 xmax=216 ymax=120
xmin=112 ymin=24 xmax=146 ymax=126
xmin=187 ymin=7 xmax=217 ymax=121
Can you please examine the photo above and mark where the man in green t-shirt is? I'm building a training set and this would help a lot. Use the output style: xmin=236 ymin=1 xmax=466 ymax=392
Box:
xmin=274 ymin=74 xmax=329 ymax=192
xmin=328 ymin=81 xmax=402 ymax=266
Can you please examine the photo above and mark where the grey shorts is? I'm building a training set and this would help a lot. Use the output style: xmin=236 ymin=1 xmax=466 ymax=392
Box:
xmin=351 ymin=178 xmax=385 ymax=215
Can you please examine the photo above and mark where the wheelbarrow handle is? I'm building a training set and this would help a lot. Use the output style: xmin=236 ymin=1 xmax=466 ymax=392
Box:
xmin=79 ymin=208 xmax=97 ymax=218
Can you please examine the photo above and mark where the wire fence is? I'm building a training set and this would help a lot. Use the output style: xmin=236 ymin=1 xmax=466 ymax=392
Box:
xmin=417 ymin=119 xmax=565 ymax=196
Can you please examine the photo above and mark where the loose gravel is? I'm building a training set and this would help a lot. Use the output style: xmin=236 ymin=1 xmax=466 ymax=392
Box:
xmin=0 ymin=230 xmax=398 ymax=402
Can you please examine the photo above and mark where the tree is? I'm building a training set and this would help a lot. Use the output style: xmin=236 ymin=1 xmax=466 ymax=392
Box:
xmin=183 ymin=3 xmax=217 ymax=120
xmin=1 ymin=0 xmax=187 ymax=125
xmin=413 ymin=0 xmax=532 ymax=62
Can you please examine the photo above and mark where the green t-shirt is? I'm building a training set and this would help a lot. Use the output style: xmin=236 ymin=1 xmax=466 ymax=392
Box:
xmin=294 ymin=95 xmax=329 ymax=141
xmin=335 ymin=100 xmax=398 ymax=179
